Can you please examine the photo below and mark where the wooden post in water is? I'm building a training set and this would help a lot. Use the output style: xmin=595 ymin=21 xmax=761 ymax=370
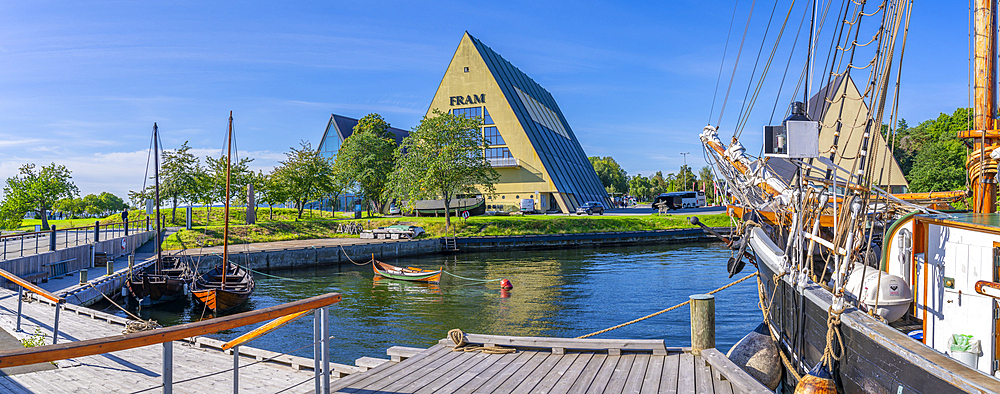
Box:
xmin=690 ymin=294 xmax=715 ymax=356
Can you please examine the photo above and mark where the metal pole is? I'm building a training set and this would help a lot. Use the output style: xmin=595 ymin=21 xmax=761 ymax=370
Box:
xmin=95 ymin=221 xmax=100 ymax=243
xmin=689 ymin=294 xmax=715 ymax=355
xmin=233 ymin=344 xmax=239 ymax=394
xmin=16 ymin=287 xmax=22 ymax=332
xmin=314 ymin=309 xmax=321 ymax=394
xmin=680 ymin=152 xmax=690 ymax=191
xmin=321 ymin=306 xmax=330 ymax=394
xmin=48 ymin=225 xmax=56 ymax=252
xmin=163 ymin=341 xmax=173 ymax=394
xmin=52 ymin=303 xmax=61 ymax=345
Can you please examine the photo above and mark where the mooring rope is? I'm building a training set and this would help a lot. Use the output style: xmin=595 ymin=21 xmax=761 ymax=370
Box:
xmin=756 ymin=273 xmax=802 ymax=382
xmin=448 ymin=329 xmax=516 ymax=354
xmin=339 ymin=245 xmax=376 ymax=266
xmin=84 ymin=283 xmax=160 ymax=334
xmin=576 ymin=272 xmax=758 ymax=339
xmin=442 ymin=271 xmax=503 ymax=282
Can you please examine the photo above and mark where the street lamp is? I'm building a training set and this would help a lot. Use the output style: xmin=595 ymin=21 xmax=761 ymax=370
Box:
xmin=680 ymin=152 xmax=690 ymax=191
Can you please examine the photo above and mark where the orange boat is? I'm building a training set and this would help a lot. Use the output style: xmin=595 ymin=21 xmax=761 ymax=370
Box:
xmin=372 ymin=260 xmax=442 ymax=283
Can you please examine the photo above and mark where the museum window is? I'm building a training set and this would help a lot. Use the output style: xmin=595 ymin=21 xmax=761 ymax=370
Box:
xmin=484 ymin=126 xmax=505 ymax=145
xmin=485 ymin=147 xmax=513 ymax=159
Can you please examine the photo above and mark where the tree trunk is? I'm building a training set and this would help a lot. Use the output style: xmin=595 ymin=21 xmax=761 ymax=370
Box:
xmin=443 ymin=198 xmax=451 ymax=232
xmin=269 ymin=205 xmax=274 ymax=220
xmin=171 ymin=195 xmax=178 ymax=225
xmin=297 ymin=200 xmax=305 ymax=219
xmin=40 ymin=209 xmax=49 ymax=230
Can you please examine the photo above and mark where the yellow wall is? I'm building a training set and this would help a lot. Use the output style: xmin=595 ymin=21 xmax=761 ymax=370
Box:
xmin=425 ymin=33 xmax=561 ymax=211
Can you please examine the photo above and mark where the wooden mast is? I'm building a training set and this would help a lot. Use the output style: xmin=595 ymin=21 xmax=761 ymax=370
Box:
xmin=153 ymin=123 xmax=162 ymax=273
xmin=969 ymin=0 xmax=997 ymax=213
xmin=223 ymin=112 xmax=233 ymax=290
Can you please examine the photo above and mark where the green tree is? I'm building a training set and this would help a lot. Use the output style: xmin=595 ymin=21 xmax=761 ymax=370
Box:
xmin=896 ymin=109 xmax=971 ymax=193
xmin=677 ymin=165 xmax=696 ymax=191
xmin=389 ymin=109 xmax=499 ymax=231
xmin=204 ymin=154 xmax=254 ymax=222
xmin=1 ymin=163 xmax=79 ymax=230
xmin=627 ymin=174 xmax=655 ymax=201
xmin=588 ymin=156 xmax=628 ymax=194
xmin=271 ymin=141 xmax=335 ymax=219
xmin=699 ymin=166 xmax=715 ymax=202
xmin=161 ymin=141 xmax=202 ymax=223
xmin=334 ymin=113 xmax=398 ymax=215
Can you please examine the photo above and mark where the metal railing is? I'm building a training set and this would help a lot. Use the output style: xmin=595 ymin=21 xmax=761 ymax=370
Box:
xmin=488 ymin=157 xmax=519 ymax=167
xmin=0 ymin=217 xmax=152 ymax=260
xmin=0 ymin=292 xmax=342 ymax=394
xmin=0 ymin=268 xmax=65 ymax=344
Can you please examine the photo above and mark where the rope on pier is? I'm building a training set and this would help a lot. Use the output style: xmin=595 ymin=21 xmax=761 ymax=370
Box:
xmin=448 ymin=329 xmax=516 ymax=354
xmin=84 ymin=283 xmax=160 ymax=334
xmin=575 ymin=272 xmax=758 ymax=339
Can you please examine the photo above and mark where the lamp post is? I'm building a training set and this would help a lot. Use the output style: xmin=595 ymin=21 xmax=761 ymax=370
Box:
xmin=680 ymin=152 xmax=690 ymax=191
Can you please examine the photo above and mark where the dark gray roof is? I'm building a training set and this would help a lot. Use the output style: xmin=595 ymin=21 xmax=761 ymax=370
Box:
xmin=320 ymin=114 xmax=409 ymax=149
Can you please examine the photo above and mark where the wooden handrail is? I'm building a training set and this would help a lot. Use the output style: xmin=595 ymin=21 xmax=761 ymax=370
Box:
xmin=222 ymin=310 xmax=311 ymax=350
xmin=0 ymin=269 xmax=63 ymax=304
xmin=0 ymin=292 xmax=341 ymax=368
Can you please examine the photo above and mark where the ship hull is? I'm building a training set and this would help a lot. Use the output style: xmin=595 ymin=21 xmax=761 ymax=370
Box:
xmin=748 ymin=229 xmax=998 ymax=393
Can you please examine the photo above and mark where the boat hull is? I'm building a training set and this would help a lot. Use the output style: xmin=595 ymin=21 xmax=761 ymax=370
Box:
xmin=191 ymin=288 xmax=250 ymax=313
xmin=373 ymin=262 xmax=442 ymax=283
xmin=127 ymin=275 xmax=187 ymax=305
xmin=191 ymin=264 xmax=254 ymax=313
xmin=748 ymin=230 xmax=998 ymax=393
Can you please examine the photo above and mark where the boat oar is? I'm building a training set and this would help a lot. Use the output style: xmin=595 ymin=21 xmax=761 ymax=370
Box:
xmin=221 ymin=310 xmax=311 ymax=350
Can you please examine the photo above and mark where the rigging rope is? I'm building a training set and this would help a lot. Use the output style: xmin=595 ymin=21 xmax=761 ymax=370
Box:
xmin=718 ymin=0 xmax=760 ymax=128
xmin=709 ymin=0 xmax=743 ymax=125
xmin=575 ymin=272 xmax=758 ymax=339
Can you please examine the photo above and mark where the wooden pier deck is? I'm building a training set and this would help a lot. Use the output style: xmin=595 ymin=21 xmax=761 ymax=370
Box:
xmin=0 ymin=287 xmax=322 ymax=393
xmin=332 ymin=334 xmax=771 ymax=394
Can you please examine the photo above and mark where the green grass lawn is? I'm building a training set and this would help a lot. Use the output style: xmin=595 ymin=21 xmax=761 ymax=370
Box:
xmin=162 ymin=213 xmax=731 ymax=250
xmin=16 ymin=207 xmax=353 ymax=232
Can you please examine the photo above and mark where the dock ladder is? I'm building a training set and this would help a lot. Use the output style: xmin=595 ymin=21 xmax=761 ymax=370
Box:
xmin=443 ymin=237 xmax=458 ymax=251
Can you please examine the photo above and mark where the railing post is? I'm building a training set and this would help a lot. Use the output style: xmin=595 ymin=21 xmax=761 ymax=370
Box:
xmin=314 ymin=309 xmax=321 ymax=394
xmin=94 ymin=221 xmax=100 ymax=243
xmin=107 ymin=253 xmax=114 ymax=276
xmin=16 ymin=287 xmax=23 ymax=332
xmin=689 ymin=294 xmax=715 ymax=356
xmin=163 ymin=341 xmax=173 ymax=394
xmin=233 ymin=344 xmax=239 ymax=394
xmin=49 ymin=225 xmax=56 ymax=252
xmin=321 ymin=306 xmax=330 ymax=394
xmin=52 ymin=302 xmax=61 ymax=345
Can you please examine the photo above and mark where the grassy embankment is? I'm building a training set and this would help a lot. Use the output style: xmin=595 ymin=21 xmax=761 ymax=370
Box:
xmin=17 ymin=206 xmax=345 ymax=231
xmin=161 ymin=210 xmax=731 ymax=250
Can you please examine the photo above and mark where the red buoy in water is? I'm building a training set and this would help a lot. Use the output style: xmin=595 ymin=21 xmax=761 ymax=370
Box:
xmin=500 ymin=279 xmax=513 ymax=290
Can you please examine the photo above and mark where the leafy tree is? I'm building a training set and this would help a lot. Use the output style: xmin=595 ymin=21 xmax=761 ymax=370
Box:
xmin=334 ymin=113 xmax=398 ymax=215
xmin=271 ymin=141 xmax=335 ymax=219
xmin=699 ymin=166 xmax=715 ymax=202
xmin=892 ymin=109 xmax=971 ymax=193
xmin=628 ymin=174 xmax=655 ymax=201
xmin=677 ymin=165 xmax=696 ymax=191
xmin=389 ymin=109 xmax=499 ymax=231
xmin=161 ymin=141 xmax=202 ymax=223
xmin=588 ymin=156 xmax=628 ymax=194
xmin=204 ymin=154 xmax=254 ymax=221
xmin=260 ymin=169 xmax=285 ymax=221
xmin=1 ymin=163 xmax=79 ymax=230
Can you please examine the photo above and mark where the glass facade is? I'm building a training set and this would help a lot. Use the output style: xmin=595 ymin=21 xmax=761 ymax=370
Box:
xmin=452 ymin=107 xmax=482 ymax=119
xmin=486 ymin=147 xmax=513 ymax=159
xmin=484 ymin=126 xmax=504 ymax=145
xmin=454 ymin=106 xmax=511 ymax=162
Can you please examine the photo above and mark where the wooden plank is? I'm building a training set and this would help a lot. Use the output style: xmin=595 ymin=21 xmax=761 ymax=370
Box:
xmin=710 ymin=363 xmax=735 ymax=394
xmin=482 ymin=351 xmax=552 ymax=393
xmin=451 ymin=351 xmax=529 ymax=394
xmin=564 ymin=354 xmax=607 ymax=393
xmin=694 ymin=355 xmax=714 ymax=394
xmin=0 ymin=376 xmax=33 ymax=394
xmin=354 ymin=356 xmax=390 ymax=369
xmin=0 ymin=292 xmax=342 ymax=368
xmin=603 ymin=353 xmax=636 ymax=394
xmin=640 ymin=355 xmax=665 ymax=394
xmin=676 ymin=353 xmax=695 ymax=394
xmin=584 ymin=354 xmax=621 ymax=394
xmin=700 ymin=348 xmax=771 ymax=394
xmin=0 ymin=269 xmax=63 ymax=303
xmin=376 ymin=349 xmax=471 ymax=392
xmin=331 ymin=344 xmax=450 ymax=392
xmin=415 ymin=352 xmax=495 ymax=394
xmin=460 ymin=333 xmax=670 ymax=354
xmin=356 ymin=345 xmax=464 ymax=391
xmin=386 ymin=345 xmax=424 ymax=361
xmin=532 ymin=352 xmax=587 ymax=394
xmin=468 ymin=351 xmax=544 ymax=393
xmin=509 ymin=352 xmax=575 ymax=394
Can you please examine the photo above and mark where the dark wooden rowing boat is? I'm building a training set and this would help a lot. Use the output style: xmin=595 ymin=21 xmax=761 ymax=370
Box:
xmin=373 ymin=260 xmax=442 ymax=283
xmin=191 ymin=263 xmax=254 ymax=313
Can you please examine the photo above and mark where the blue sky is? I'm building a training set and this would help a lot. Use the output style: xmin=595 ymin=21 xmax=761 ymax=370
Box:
xmin=0 ymin=1 xmax=971 ymax=200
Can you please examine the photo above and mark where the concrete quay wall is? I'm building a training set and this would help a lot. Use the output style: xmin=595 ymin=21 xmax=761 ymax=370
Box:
xmin=454 ymin=227 xmax=729 ymax=252
xmin=191 ymin=239 xmax=444 ymax=271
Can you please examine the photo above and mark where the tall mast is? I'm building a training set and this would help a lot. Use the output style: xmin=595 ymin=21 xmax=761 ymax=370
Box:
xmin=804 ymin=0 xmax=817 ymax=111
xmin=223 ymin=112 xmax=233 ymax=290
xmin=153 ymin=123 xmax=162 ymax=273
xmin=967 ymin=0 xmax=998 ymax=213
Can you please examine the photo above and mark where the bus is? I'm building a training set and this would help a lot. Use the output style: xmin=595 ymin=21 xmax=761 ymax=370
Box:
xmin=652 ymin=191 xmax=706 ymax=211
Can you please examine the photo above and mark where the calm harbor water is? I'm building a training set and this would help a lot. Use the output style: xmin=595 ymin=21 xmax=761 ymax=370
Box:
xmin=102 ymin=242 xmax=760 ymax=365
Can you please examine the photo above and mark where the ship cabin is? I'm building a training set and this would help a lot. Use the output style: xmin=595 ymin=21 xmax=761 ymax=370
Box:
xmin=884 ymin=212 xmax=1000 ymax=376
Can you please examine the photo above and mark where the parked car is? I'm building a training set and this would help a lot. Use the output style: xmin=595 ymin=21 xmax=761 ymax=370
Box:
xmin=576 ymin=201 xmax=605 ymax=215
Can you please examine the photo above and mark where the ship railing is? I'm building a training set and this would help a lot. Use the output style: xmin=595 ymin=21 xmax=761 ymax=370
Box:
xmin=0 ymin=268 xmax=65 ymax=344
xmin=0 ymin=216 xmax=158 ymax=260
xmin=0 ymin=292 xmax=343 ymax=394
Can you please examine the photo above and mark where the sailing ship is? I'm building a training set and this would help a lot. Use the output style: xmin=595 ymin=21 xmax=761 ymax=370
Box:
xmin=191 ymin=112 xmax=255 ymax=313
xmin=699 ymin=0 xmax=1000 ymax=392
xmin=126 ymin=123 xmax=191 ymax=306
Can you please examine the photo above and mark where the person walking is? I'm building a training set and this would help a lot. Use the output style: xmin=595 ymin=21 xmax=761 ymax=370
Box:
xmin=121 ymin=208 xmax=129 ymax=235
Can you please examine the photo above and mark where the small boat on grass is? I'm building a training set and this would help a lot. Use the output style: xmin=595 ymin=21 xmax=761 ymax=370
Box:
xmin=373 ymin=260 xmax=442 ymax=283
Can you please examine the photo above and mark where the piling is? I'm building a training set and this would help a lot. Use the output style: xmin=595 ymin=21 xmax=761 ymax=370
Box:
xmin=690 ymin=293 xmax=715 ymax=355
xmin=107 ymin=257 xmax=114 ymax=276
xmin=79 ymin=269 xmax=88 ymax=285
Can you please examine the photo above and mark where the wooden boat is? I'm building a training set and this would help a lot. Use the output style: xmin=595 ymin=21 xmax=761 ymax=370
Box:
xmin=372 ymin=260 xmax=442 ymax=283
xmin=191 ymin=112 xmax=255 ymax=313
xmin=191 ymin=263 xmax=254 ymax=313
xmin=126 ymin=124 xmax=191 ymax=306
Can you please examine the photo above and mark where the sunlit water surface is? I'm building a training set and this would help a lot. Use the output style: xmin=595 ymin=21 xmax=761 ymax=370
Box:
xmin=102 ymin=242 xmax=760 ymax=365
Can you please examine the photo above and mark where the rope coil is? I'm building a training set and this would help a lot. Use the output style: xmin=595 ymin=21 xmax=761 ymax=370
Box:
xmin=447 ymin=329 xmax=515 ymax=354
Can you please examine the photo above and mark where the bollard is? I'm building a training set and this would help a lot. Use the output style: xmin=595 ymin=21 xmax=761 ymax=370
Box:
xmin=690 ymin=294 xmax=715 ymax=356
xmin=107 ymin=256 xmax=114 ymax=276
xmin=79 ymin=269 xmax=88 ymax=285
xmin=128 ymin=254 xmax=134 ymax=278
xmin=94 ymin=221 xmax=100 ymax=242
xmin=49 ymin=225 xmax=56 ymax=251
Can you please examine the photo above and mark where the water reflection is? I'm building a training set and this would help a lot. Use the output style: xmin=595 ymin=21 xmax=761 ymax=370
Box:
xmin=100 ymin=241 xmax=759 ymax=365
